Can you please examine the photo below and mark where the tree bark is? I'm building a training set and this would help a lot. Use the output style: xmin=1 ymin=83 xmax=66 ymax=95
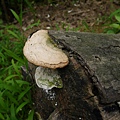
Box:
xmin=22 ymin=31 xmax=120 ymax=120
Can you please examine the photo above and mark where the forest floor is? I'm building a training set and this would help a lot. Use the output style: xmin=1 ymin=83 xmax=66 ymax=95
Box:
xmin=19 ymin=0 xmax=119 ymax=37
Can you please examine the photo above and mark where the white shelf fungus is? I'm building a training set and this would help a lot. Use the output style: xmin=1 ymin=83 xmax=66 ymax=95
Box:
xmin=23 ymin=30 xmax=69 ymax=90
xmin=23 ymin=30 xmax=69 ymax=69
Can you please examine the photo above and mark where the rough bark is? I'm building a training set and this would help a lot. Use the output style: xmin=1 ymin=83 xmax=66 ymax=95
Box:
xmin=22 ymin=31 xmax=120 ymax=120
xmin=49 ymin=31 xmax=120 ymax=104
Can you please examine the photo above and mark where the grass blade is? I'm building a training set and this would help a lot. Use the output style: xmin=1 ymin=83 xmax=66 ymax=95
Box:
xmin=27 ymin=109 xmax=34 ymax=120
xmin=0 ymin=113 xmax=4 ymax=120
xmin=10 ymin=104 xmax=17 ymax=120
xmin=16 ymin=100 xmax=29 ymax=114
xmin=11 ymin=59 xmax=21 ymax=77
xmin=0 ymin=95 xmax=7 ymax=111
xmin=7 ymin=30 xmax=20 ymax=40
xmin=109 ymin=9 xmax=120 ymax=19
xmin=3 ymin=47 xmax=24 ymax=64
xmin=15 ymin=80 xmax=30 ymax=86
xmin=6 ymin=91 xmax=18 ymax=105
xmin=18 ymin=87 xmax=31 ymax=101
xmin=10 ymin=9 xmax=22 ymax=26
xmin=115 ymin=14 xmax=120 ymax=23
xmin=4 ymin=74 xmax=18 ymax=81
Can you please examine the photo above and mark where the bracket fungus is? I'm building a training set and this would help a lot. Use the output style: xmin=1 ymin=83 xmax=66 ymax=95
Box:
xmin=23 ymin=30 xmax=69 ymax=90
xmin=35 ymin=66 xmax=63 ymax=90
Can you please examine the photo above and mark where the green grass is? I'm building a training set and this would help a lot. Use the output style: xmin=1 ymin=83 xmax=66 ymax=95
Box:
xmin=104 ymin=9 xmax=120 ymax=34
xmin=0 ymin=21 xmax=35 ymax=120
xmin=0 ymin=1 xmax=41 ymax=118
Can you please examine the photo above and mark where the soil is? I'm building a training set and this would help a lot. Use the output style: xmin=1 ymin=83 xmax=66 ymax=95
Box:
xmin=20 ymin=0 xmax=120 ymax=37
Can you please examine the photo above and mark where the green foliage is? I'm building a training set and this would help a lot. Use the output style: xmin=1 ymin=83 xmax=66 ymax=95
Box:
xmin=24 ymin=0 xmax=35 ymax=13
xmin=104 ymin=9 xmax=120 ymax=34
xmin=10 ymin=9 xmax=23 ymax=26
xmin=0 ymin=17 xmax=35 ymax=120
xmin=55 ymin=20 xmax=93 ymax=32
xmin=10 ymin=0 xmax=36 ymax=25
xmin=26 ymin=20 xmax=40 ymax=30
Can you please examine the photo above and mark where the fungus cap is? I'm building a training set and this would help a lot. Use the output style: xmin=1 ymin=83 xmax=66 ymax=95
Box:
xmin=23 ymin=30 xmax=69 ymax=69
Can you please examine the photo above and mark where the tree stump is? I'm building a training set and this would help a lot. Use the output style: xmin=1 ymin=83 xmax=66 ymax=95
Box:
xmin=22 ymin=31 xmax=120 ymax=120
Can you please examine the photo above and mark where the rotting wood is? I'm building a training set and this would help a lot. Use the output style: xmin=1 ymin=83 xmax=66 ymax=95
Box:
xmin=49 ymin=31 xmax=120 ymax=104
xmin=22 ymin=31 xmax=120 ymax=120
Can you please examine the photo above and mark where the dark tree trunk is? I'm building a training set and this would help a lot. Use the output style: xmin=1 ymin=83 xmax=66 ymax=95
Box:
xmin=22 ymin=31 xmax=120 ymax=120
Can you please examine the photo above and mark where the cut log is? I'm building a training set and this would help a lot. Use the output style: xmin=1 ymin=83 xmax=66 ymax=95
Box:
xmin=22 ymin=31 xmax=120 ymax=120
xmin=49 ymin=31 xmax=120 ymax=104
